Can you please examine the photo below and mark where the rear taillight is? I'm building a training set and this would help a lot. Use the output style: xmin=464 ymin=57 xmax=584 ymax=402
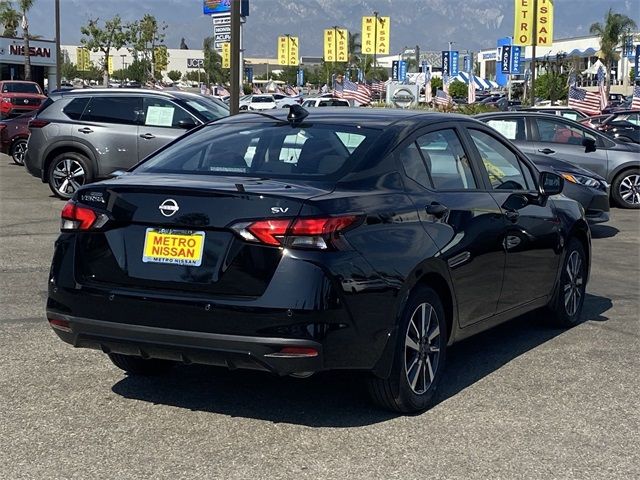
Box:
xmin=28 ymin=118 xmax=49 ymax=129
xmin=232 ymin=215 xmax=359 ymax=250
xmin=60 ymin=200 xmax=108 ymax=231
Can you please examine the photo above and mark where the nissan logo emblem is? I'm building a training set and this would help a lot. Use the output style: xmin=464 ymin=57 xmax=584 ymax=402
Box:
xmin=159 ymin=199 xmax=179 ymax=217
xmin=23 ymin=99 xmax=29 ymax=104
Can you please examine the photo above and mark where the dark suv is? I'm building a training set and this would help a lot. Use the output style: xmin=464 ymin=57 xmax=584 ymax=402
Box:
xmin=24 ymin=89 xmax=229 ymax=199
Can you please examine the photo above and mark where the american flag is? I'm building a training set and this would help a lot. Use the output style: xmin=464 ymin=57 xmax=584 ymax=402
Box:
xmin=371 ymin=80 xmax=387 ymax=93
xmin=216 ymin=85 xmax=230 ymax=96
xmin=285 ymin=85 xmax=299 ymax=96
xmin=632 ymin=85 xmax=640 ymax=110
xmin=424 ymin=70 xmax=432 ymax=104
xmin=252 ymin=85 xmax=262 ymax=94
xmin=334 ymin=78 xmax=372 ymax=105
xmin=442 ymin=73 xmax=450 ymax=95
xmin=468 ymin=72 xmax=476 ymax=104
xmin=434 ymin=89 xmax=452 ymax=107
xmin=567 ymin=86 xmax=601 ymax=115
xmin=597 ymin=66 xmax=607 ymax=111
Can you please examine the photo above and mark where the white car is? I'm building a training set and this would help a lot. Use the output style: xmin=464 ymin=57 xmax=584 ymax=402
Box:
xmin=301 ymin=97 xmax=351 ymax=107
xmin=272 ymin=93 xmax=302 ymax=108
xmin=248 ymin=95 xmax=277 ymax=110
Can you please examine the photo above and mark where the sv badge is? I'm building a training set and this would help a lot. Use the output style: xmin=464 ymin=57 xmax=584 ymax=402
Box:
xmin=271 ymin=207 xmax=289 ymax=214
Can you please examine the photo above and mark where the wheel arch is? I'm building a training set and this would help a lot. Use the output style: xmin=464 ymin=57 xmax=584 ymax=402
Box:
xmin=568 ymin=219 xmax=591 ymax=283
xmin=42 ymin=143 xmax=97 ymax=182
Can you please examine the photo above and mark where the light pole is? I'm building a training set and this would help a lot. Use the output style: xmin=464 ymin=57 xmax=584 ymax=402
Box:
xmin=373 ymin=11 xmax=379 ymax=79
xmin=448 ymin=41 xmax=455 ymax=80
xmin=120 ymin=54 xmax=126 ymax=87
xmin=55 ymin=0 xmax=61 ymax=90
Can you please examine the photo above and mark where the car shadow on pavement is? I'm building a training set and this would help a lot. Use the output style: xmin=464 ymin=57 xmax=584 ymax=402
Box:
xmin=111 ymin=293 xmax=612 ymax=428
xmin=591 ymin=224 xmax=619 ymax=239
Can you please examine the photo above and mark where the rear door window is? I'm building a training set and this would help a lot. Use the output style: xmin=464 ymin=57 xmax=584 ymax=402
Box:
xmin=142 ymin=97 xmax=195 ymax=128
xmin=468 ymin=129 xmax=534 ymax=191
xmin=485 ymin=118 xmax=526 ymax=141
xmin=81 ymin=96 xmax=141 ymax=125
xmin=63 ymin=97 xmax=90 ymax=120
xmin=535 ymin=118 xmax=596 ymax=145
xmin=415 ymin=129 xmax=477 ymax=190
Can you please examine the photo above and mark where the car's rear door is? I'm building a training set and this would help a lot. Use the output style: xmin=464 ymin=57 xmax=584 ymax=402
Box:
xmin=530 ymin=116 xmax=610 ymax=178
xmin=463 ymin=125 xmax=562 ymax=311
xmin=76 ymin=95 xmax=141 ymax=174
xmin=482 ymin=115 xmax=536 ymax=156
xmin=397 ymin=124 xmax=505 ymax=327
xmin=137 ymin=97 xmax=198 ymax=160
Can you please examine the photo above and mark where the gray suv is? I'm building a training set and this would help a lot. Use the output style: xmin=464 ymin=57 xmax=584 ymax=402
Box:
xmin=25 ymin=89 xmax=229 ymax=198
xmin=476 ymin=112 xmax=640 ymax=208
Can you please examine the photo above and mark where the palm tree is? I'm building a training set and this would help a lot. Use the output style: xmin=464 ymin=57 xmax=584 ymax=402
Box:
xmin=348 ymin=31 xmax=361 ymax=69
xmin=590 ymin=9 xmax=637 ymax=96
xmin=0 ymin=2 xmax=20 ymax=37
xmin=18 ymin=0 xmax=35 ymax=81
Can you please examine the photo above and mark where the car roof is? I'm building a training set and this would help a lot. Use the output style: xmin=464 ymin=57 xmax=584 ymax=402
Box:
xmin=52 ymin=88 xmax=185 ymax=99
xmin=0 ymin=80 xmax=38 ymax=84
xmin=223 ymin=108 xmax=476 ymax=129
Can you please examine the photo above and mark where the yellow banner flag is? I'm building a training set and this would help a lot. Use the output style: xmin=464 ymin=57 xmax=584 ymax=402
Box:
xmin=361 ymin=16 xmax=390 ymax=55
xmin=222 ymin=42 xmax=230 ymax=69
xmin=514 ymin=0 xmax=553 ymax=46
xmin=324 ymin=28 xmax=349 ymax=62
xmin=76 ymin=47 xmax=90 ymax=72
xmin=277 ymin=36 xmax=299 ymax=66
xmin=106 ymin=55 xmax=114 ymax=75
xmin=536 ymin=0 xmax=553 ymax=46
xmin=288 ymin=36 xmax=299 ymax=66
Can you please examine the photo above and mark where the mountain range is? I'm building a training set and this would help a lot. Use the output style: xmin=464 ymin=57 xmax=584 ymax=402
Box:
xmin=23 ymin=0 xmax=640 ymax=56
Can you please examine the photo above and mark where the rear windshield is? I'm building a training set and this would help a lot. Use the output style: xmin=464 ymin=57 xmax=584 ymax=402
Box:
xmin=2 ymin=82 xmax=41 ymax=94
xmin=252 ymin=97 xmax=274 ymax=103
xmin=135 ymin=121 xmax=378 ymax=179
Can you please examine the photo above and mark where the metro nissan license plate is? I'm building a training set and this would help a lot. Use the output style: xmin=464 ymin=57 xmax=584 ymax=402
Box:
xmin=142 ymin=229 xmax=205 ymax=266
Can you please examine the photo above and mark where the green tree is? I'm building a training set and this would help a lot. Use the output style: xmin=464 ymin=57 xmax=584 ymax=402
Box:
xmin=60 ymin=60 xmax=78 ymax=81
xmin=80 ymin=16 xmax=129 ymax=86
xmin=630 ymin=67 xmax=636 ymax=84
xmin=348 ymin=31 xmax=361 ymax=69
xmin=534 ymin=72 xmax=568 ymax=102
xmin=590 ymin=9 xmax=637 ymax=96
xmin=167 ymin=70 xmax=182 ymax=82
xmin=128 ymin=14 xmax=167 ymax=81
xmin=203 ymin=36 xmax=227 ymax=84
xmin=18 ymin=0 xmax=35 ymax=80
xmin=448 ymin=79 xmax=467 ymax=98
xmin=430 ymin=77 xmax=443 ymax=96
xmin=0 ymin=2 xmax=20 ymax=37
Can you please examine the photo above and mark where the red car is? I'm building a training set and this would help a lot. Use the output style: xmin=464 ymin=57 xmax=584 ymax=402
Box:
xmin=0 ymin=111 xmax=33 ymax=165
xmin=0 ymin=80 xmax=46 ymax=119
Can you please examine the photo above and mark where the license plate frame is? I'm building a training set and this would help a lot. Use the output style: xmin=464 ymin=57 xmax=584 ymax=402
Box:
xmin=142 ymin=228 xmax=206 ymax=267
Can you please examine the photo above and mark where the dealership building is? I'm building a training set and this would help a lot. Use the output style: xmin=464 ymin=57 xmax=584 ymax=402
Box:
xmin=0 ymin=36 xmax=58 ymax=89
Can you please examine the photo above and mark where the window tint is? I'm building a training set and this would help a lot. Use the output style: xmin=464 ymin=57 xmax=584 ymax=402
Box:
xmin=177 ymin=96 xmax=228 ymax=121
xmin=319 ymin=101 xmax=332 ymax=107
xmin=398 ymin=142 xmax=431 ymax=188
xmin=560 ymin=111 xmax=581 ymax=121
xmin=82 ymin=96 xmax=141 ymax=125
xmin=535 ymin=118 xmax=596 ymax=144
xmin=486 ymin=118 xmax=526 ymax=141
xmin=142 ymin=97 xmax=194 ymax=128
xmin=63 ymin=97 xmax=90 ymax=120
xmin=252 ymin=96 xmax=274 ymax=103
xmin=468 ymin=129 xmax=533 ymax=190
xmin=1 ymin=82 xmax=41 ymax=94
xmin=618 ymin=113 xmax=639 ymax=126
xmin=416 ymin=129 xmax=476 ymax=190
xmin=136 ymin=122 xmax=377 ymax=179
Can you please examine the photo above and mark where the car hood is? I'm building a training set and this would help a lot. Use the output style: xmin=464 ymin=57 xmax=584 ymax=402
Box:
xmin=527 ymin=153 xmax=606 ymax=181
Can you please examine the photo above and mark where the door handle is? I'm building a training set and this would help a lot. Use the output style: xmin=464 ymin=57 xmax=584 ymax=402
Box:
xmin=139 ymin=133 xmax=156 ymax=140
xmin=505 ymin=210 xmax=520 ymax=222
xmin=537 ymin=148 xmax=555 ymax=154
xmin=425 ymin=203 xmax=449 ymax=218
xmin=77 ymin=127 xmax=93 ymax=134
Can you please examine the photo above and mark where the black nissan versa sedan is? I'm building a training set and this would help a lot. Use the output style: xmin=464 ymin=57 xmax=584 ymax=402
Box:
xmin=47 ymin=107 xmax=591 ymax=413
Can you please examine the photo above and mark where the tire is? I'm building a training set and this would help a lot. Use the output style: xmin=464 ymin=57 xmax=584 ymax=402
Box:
xmin=545 ymin=238 xmax=587 ymax=328
xmin=368 ymin=285 xmax=447 ymax=413
xmin=47 ymin=152 xmax=92 ymax=199
xmin=611 ymin=168 xmax=640 ymax=209
xmin=108 ymin=353 xmax=175 ymax=376
xmin=10 ymin=138 xmax=28 ymax=166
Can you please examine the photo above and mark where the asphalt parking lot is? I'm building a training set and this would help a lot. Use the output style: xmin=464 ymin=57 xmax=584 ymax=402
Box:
xmin=1 ymin=155 xmax=639 ymax=480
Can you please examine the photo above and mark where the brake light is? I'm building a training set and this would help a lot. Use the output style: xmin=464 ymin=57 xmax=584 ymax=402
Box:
xmin=233 ymin=215 xmax=359 ymax=250
xmin=28 ymin=118 xmax=49 ymax=129
xmin=48 ymin=317 xmax=71 ymax=332
xmin=61 ymin=201 xmax=98 ymax=231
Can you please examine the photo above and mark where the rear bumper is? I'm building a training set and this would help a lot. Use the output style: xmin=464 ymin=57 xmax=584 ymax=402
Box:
xmin=47 ymin=312 xmax=323 ymax=376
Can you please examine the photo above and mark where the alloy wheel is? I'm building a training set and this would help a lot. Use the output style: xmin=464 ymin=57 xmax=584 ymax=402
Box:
xmin=12 ymin=140 xmax=27 ymax=165
xmin=404 ymin=302 xmax=441 ymax=395
xmin=564 ymin=250 xmax=584 ymax=317
xmin=619 ymin=174 xmax=640 ymax=206
xmin=52 ymin=158 xmax=86 ymax=196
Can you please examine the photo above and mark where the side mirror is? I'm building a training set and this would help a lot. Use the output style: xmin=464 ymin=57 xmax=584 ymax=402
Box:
xmin=177 ymin=118 xmax=197 ymax=130
xmin=582 ymin=137 xmax=597 ymax=153
xmin=539 ymin=171 xmax=564 ymax=197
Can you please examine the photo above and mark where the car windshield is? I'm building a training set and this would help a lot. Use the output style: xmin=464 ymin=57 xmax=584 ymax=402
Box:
xmin=178 ymin=96 xmax=229 ymax=121
xmin=2 ymin=82 xmax=41 ymax=94
xmin=135 ymin=121 xmax=378 ymax=179
xmin=252 ymin=97 xmax=274 ymax=103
